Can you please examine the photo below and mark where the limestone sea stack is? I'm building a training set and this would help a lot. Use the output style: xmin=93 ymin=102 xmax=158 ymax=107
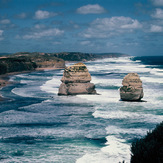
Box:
xmin=58 ymin=63 xmax=96 ymax=95
xmin=120 ymin=73 xmax=144 ymax=101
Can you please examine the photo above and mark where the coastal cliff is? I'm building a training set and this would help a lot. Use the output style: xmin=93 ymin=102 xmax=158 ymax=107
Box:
xmin=0 ymin=53 xmax=65 ymax=75
xmin=44 ymin=52 xmax=128 ymax=61
xmin=10 ymin=52 xmax=65 ymax=69
xmin=0 ymin=52 xmax=65 ymax=98
xmin=10 ymin=52 xmax=128 ymax=62
xmin=0 ymin=51 xmax=127 ymax=98
xmin=0 ymin=57 xmax=37 ymax=75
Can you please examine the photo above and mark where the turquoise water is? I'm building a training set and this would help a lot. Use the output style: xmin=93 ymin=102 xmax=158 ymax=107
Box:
xmin=0 ymin=56 xmax=163 ymax=163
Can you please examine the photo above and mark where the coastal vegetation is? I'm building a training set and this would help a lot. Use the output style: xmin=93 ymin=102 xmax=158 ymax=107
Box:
xmin=131 ymin=121 xmax=163 ymax=163
xmin=0 ymin=57 xmax=37 ymax=75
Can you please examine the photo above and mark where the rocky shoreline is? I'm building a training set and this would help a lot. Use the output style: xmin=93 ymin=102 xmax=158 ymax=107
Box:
xmin=0 ymin=74 xmax=10 ymax=101
xmin=0 ymin=52 xmax=128 ymax=100
xmin=0 ymin=67 xmax=64 ymax=101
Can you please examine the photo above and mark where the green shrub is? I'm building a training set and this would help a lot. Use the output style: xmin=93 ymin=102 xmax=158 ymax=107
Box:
xmin=131 ymin=121 xmax=163 ymax=163
xmin=0 ymin=57 xmax=37 ymax=75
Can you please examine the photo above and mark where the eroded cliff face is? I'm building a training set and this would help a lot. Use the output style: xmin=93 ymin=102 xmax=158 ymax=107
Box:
xmin=58 ymin=63 xmax=96 ymax=95
xmin=0 ymin=57 xmax=37 ymax=75
xmin=0 ymin=53 xmax=65 ymax=75
xmin=61 ymin=63 xmax=91 ymax=83
xmin=120 ymin=73 xmax=144 ymax=101
xmin=0 ymin=53 xmax=65 ymax=97
xmin=12 ymin=52 xmax=65 ymax=69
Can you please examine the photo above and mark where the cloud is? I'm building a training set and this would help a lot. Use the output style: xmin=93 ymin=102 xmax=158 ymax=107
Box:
xmin=34 ymin=10 xmax=57 ymax=19
xmin=0 ymin=0 xmax=12 ymax=8
xmin=0 ymin=29 xmax=4 ymax=40
xmin=80 ymin=40 xmax=91 ymax=45
xmin=22 ymin=28 xmax=64 ymax=39
xmin=0 ymin=19 xmax=10 ymax=24
xmin=150 ymin=24 xmax=163 ymax=32
xmin=81 ymin=16 xmax=142 ymax=38
xmin=151 ymin=0 xmax=163 ymax=6
xmin=34 ymin=24 xmax=46 ymax=29
xmin=52 ymin=41 xmax=61 ymax=45
xmin=121 ymin=20 xmax=142 ymax=29
xmin=152 ymin=8 xmax=163 ymax=19
xmin=0 ymin=29 xmax=3 ymax=36
xmin=16 ymin=12 xmax=27 ymax=19
xmin=76 ymin=4 xmax=106 ymax=14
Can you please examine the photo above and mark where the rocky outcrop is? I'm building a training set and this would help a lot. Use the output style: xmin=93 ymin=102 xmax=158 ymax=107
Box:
xmin=0 ymin=53 xmax=65 ymax=75
xmin=58 ymin=63 xmax=96 ymax=95
xmin=11 ymin=52 xmax=65 ymax=69
xmin=120 ymin=73 xmax=144 ymax=101
xmin=0 ymin=57 xmax=37 ymax=75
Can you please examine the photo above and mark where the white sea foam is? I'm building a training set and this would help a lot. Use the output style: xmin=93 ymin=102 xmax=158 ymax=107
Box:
xmin=92 ymin=76 xmax=122 ymax=87
xmin=77 ymin=125 xmax=150 ymax=163
xmin=76 ymin=135 xmax=131 ymax=163
xmin=20 ymin=80 xmax=34 ymax=84
xmin=92 ymin=57 xmax=133 ymax=64
xmin=40 ymin=76 xmax=61 ymax=94
xmin=9 ymin=76 xmax=16 ymax=82
xmin=141 ymin=76 xmax=163 ymax=84
xmin=76 ymin=152 xmax=115 ymax=163
xmin=11 ymin=87 xmax=37 ymax=97
xmin=135 ymin=60 xmax=141 ymax=62
xmin=93 ymin=109 xmax=163 ymax=123
xmin=113 ymin=64 xmax=151 ymax=73
xmin=105 ymin=125 xmax=148 ymax=136
xmin=15 ymin=74 xmax=27 ymax=78
xmin=87 ymin=60 xmax=152 ymax=75
xmin=150 ymin=68 xmax=163 ymax=76
xmin=77 ymin=89 xmax=120 ymax=104
xmin=101 ymin=136 xmax=130 ymax=163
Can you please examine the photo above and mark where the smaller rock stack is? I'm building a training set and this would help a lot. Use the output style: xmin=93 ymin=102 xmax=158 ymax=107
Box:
xmin=58 ymin=63 xmax=96 ymax=95
xmin=120 ymin=73 xmax=144 ymax=101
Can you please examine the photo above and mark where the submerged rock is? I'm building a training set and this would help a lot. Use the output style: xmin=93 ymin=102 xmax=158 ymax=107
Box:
xmin=58 ymin=63 xmax=96 ymax=95
xmin=120 ymin=73 xmax=144 ymax=101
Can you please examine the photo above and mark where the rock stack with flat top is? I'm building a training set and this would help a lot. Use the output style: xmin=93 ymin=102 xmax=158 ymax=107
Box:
xmin=120 ymin=73 xmax=144 ymax=101
xmin=58 ymin=63 xmax=96 ymax=95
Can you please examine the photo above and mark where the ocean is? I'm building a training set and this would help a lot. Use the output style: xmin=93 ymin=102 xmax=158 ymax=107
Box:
xmin=0 ymin=56 xmax=163 ymax=163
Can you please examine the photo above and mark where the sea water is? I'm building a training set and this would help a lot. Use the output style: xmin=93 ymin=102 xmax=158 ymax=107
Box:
xmin=0 ymin=56 xmax=163 ymax=163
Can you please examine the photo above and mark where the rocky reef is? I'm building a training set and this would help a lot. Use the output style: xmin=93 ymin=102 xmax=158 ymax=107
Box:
xmin=58 ymin=63 xmax=96 ymax=95
xmin=120 ymin=73 xmax=144 ymax=101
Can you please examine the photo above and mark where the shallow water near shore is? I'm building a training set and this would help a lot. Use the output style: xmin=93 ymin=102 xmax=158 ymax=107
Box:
xmin=0 ymin=56 xmax=163 ymax=163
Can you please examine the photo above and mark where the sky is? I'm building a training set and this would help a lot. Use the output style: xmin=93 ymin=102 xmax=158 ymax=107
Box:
xmin=0 ymin=0 xmax=163 ymax=56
